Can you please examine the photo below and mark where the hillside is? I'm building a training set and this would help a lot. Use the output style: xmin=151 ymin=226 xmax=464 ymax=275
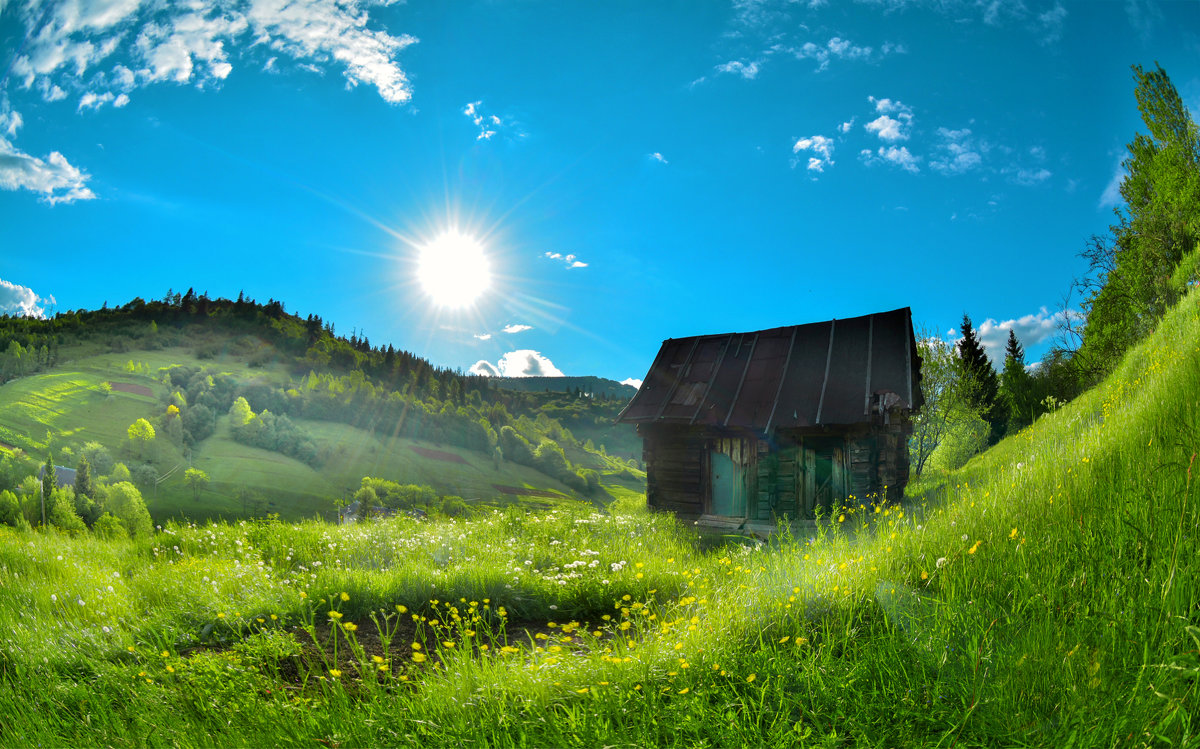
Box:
xmin=1 ymin=290 xmax=1197 ymax=745
xmin=0 ymin=295 xmax=643 ymax=522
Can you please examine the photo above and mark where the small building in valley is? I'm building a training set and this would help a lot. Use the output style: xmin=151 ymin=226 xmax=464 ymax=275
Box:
xmin=617 ymin=308 xmax=923 ymax=531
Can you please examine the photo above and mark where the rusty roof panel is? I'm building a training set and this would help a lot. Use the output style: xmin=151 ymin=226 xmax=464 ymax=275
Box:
xmin=618 ymin=307 xmax=922 ymax=430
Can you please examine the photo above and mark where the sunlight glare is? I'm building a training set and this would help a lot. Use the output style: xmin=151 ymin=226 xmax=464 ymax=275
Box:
xmin=417 ymin=230 xmax=492 ymax=308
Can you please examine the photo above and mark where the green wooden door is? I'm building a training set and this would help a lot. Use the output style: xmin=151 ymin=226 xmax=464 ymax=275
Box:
xmin=710 ymin=451 xmax=746 ymax=517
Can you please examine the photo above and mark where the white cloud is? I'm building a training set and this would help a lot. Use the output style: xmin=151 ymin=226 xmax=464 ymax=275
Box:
xmin=502 ymin=324 xmax=533 ymax=334
xmin=864 ymin=96 xmax=913 ymax=142
xmin=0 ymin=136 xmax=96 ymax=204
xmin=620 ymin=378 xmax=643 ymax=390
xmin=1099 ymin=160 xmax=1125 ymax=209
xmin=8 ymin=0 xmax=418 ymax=111
xmin=930 ymin=127 xmax=984 ymax=175
xmin=469 ymin=360 xmax=499 ymax=377
xmin=0 ymin=109 xmax=21 ymax=138
xmin=837 ymin=118 xmax=855 ymax=134
xmin=791 ymin=134 xmax=835 ymax=173
xmin=975 ymin=307 xmax=1078 ymax=363
xmin=715 ymin=59 xmax=762 ymax=80
xmin=649 ymin=152 xmax=668 ymax=164
xmin=542 ymin=251 xmax=588 ymax=269
xmin=473 ymin=333 xmax=492 ymax=341
xmin=471 ymin=350 xmax=564 ymax=378
xmin=463 ymin=101 xmax=497 ymax=140
xmin=860 ymin=145 xmax=920 ymax=173
xmin=0 ymin=279 xmax=55 ymax=318
xmin=793 ymin=36 xmax=875 ymax=72
xmin=1010 ymin=167 xmax=1052 ymax=185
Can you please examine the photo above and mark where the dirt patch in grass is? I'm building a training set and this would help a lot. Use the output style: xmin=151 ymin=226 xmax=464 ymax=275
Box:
xmin=492 ymin=485 xmax=567 ymax=498
xmin=108 ymin=381 xmax=154 ymax=397
xmin=409 ymin=446 xmax=468 ymax=464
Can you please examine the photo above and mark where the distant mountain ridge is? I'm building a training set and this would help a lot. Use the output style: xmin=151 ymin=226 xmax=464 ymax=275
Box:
xmin=487 ymin=375 xmax=637 ymax=400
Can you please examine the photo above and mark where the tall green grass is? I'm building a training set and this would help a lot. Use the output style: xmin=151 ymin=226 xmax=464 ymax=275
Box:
xmin=1 ymin=292 xmax=1198 ymax=747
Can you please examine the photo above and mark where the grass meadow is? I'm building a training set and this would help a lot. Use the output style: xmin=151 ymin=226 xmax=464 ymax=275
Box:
xmin=1 ymin=292 xmax=1198 ymax=747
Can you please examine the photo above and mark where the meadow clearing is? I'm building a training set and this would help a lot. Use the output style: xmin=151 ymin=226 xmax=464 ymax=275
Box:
xmin=0 ymin=290 xmax=1198 ymax=747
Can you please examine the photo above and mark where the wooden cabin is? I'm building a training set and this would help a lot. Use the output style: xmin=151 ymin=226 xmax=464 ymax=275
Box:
xmin=617 ymin=308 xmax=923 ymax=531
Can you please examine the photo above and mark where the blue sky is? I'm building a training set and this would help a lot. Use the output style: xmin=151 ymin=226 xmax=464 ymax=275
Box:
xmin=2 ymin=0 xmax=1198 ymax=387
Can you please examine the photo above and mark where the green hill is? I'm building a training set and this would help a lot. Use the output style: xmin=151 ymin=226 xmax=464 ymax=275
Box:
xmin=0 ymin=296 xmax=643 ymax=522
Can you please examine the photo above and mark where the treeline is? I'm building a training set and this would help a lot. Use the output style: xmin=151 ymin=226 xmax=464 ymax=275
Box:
xmin=913 ymin=64 xmax=1200 ymax=476
xmin=1 ymin=290 xmax=635 ymax=465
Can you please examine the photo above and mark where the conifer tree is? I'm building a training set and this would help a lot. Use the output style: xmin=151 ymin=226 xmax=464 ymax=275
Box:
xmin=999 ymin=330 xmax=1037 ymax=434
xmin=956 ymin=315 xmax=1002 ymax=443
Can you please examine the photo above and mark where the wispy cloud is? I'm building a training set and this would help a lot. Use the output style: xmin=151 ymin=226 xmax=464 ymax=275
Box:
xmin=790 ymin=36 xmax=877 ymax=72
xmin=715 ymin=59 xmax=762 ymax=80
xmin=470 ymin=350 xmax=564 ymax=377
xmin=0 ymin=278 xmax=56 ymax=318
xmin=473 ymin=333 xmax=492 ymax=341
xmin=930 ymin=127 xmax=984 ymax=175
xmin=463 ymin=100 xmax=501 ymax=140
xmin=791 ymin=134 xmax=835 ymax=173
xmin=502 ymin=324 xmax=533 ymax=334
xmin=542 ymin=252 xmax=588 ymax=269
xmin=649 ymin=152 xmax=668 ymax=165
xmin=1036 ymin=3 xmax=1067 ymax=44
xmin=1099 ymin=159 xmax=1125 ymax=209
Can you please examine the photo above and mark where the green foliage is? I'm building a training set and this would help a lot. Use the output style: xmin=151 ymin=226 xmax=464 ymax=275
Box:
xmin=91 ymin=511 xmax=128 ymax=540
xmin=499 ymin=425 xmax=534 ymax=466
xmin=183 ymin=467 xmax=209 ymax=501
xmin=47 ymin=489 xmax=85 ymax=533
xmin=127 ymin=418 xmax=156 ymax=458
xmin=1075 ymin=64 xmax=1200 ymax=382
xmin=41 ymin=453 xmax=56 ymax=499
xmin=0 ymin=490 xmax=22 ymax=527
xmin=80 ymin=441 xmax=114 ymax=477
xmin=103 ymin=481 xmax=153 ymax=538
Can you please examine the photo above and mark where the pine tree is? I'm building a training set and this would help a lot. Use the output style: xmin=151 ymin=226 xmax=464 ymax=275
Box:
xmin=956 ymin=315 xmax=1002 ymax=443
xmin=42 ymin=453 xmax=57 ymax=500
xmin=999 ymin=330 xmax=1037 ymax=434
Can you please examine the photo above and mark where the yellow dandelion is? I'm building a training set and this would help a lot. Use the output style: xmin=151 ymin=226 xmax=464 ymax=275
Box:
xmin=442 ymin=641 xmax=456 ymax=648
xmin=329 ymin=669 xmax=342 ymax=678
xmin=920 ymin=570 xmax=928 ymax=580
xmin=678 ymin=687 xmax=690 ymax=694
xmin=746 ymin=674 xmax=757 ymax=683
xmin=217 ymin=613 xmax=226 ymax=619
xmin=340 ymin=592 xmax=350 ymax=601
xmin=412 ymin=653 xmax=427 ymax=663
xmin=372 ymin=655 xmax=384 ymax=664
xmin=342 ymin=622 xmax=358 ymax=632
xmin=270 ymin=614 xmax=278 ymax=621
xmin=299 ymin=591 xmax=307 ymax=599
xmin=1009 ymin=527 xmax=1018 ymax=539
xmin=779 ymin=636 xmax=790 ymax=644
xmin=127 ymin=646 xmax=136 ymax=653
xmin=396 ymin=604 xmax=408 ymax=614
xmin=328 ymin=610 xmax=343 ymax=620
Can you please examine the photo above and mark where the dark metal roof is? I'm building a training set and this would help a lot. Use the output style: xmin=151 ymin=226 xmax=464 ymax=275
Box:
xmin=617 ymin=307 xmax=923 ymax=430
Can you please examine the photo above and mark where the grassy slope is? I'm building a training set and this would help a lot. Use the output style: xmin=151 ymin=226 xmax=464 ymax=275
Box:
xmin=1 ymin=292 xmax=1196 ymax=746
xmin=0 ymin=346 xmax=624 ymax=521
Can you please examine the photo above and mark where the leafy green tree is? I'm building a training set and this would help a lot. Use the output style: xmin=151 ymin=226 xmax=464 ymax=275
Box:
xmin=229 ymin=396 xmax=254 ymax=426
xmin=184 ymin=468 xmax=209 ymax=502
xmin=499 ymin=426 xmax=534 ymax=466
xmin=92 ymin=512 xmax=128 ymax=540
xmin=81 ymin=441 xmax=114 ymax=477
xmin=1076 ymin=64 xmax=1200 ymax=381
xmin=103 ymin=481 xmax=153 ymax=538
xmin=127 ymin=418 xmax=156 ymax=459
xmin=48 ymin=489 xmax=85 ymax=533
xmin=0 ymin=490 xmax=23 ymax=528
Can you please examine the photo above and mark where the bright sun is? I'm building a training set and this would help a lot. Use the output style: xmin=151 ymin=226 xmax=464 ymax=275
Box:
xmin=416 ymin=230 xmax=491 ymax=308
